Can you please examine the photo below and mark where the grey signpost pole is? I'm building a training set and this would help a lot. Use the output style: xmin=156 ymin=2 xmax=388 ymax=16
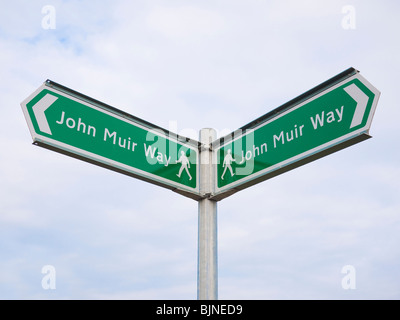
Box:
xmin=197 ymin=128 xmax=218 ymax=300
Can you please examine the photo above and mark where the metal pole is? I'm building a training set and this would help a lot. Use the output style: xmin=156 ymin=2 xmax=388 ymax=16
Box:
xmin=197 ymin=128 xmax=218 ymax=300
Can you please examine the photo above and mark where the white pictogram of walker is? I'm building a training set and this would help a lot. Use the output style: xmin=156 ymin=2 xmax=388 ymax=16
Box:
xmin=176 ymin=151 xmax=192 ymax=180
xmin=221 ymin=149 xmax=235 ymax=180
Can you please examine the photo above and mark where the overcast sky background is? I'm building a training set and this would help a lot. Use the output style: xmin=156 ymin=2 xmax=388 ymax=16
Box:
xmin=1 ymin=0 xmax=399 ymax=299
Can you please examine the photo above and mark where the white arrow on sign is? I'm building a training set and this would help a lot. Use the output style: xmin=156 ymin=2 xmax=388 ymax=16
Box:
xmin=344 ymin=83 xmax=369 ymax=129
xmin=32 ymin=93 xmax=58 ymax=135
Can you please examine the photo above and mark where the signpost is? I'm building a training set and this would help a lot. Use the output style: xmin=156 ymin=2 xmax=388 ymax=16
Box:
xmin=21 ymin=68 xmax=380 ymax=300
xmin=21 ymin=80 xmax=200 ymax=200
xmin=213 ymin=69 xmax=380 ymax=200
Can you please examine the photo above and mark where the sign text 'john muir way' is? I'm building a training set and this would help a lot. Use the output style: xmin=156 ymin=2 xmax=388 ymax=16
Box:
xmin=212 ymin=70 xmax=380 ymax=200
xmin=21 ymin=80 xmax=200 ymax=199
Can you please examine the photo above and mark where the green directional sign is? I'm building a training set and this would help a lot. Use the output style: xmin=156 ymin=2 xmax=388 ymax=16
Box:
xmin=21 ymin=80 xmax=200 ymax=199
xmin=213 ymin=71 xmax=380 ymax=200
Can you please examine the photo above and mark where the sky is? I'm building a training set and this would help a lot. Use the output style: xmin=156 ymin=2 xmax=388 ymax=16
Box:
xmin=0 ymin=0 xmax=399 ymax=299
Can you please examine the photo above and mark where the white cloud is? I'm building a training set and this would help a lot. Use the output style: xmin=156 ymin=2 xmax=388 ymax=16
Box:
xmin=146 ymin=5 xmax=227 ymax=39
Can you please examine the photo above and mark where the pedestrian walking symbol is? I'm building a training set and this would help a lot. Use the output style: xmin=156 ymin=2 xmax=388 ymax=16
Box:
xmin=221 ymin=149 xmax=235 ymax=180
xmin=176 ymin=151 xmax=192 ymax=180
